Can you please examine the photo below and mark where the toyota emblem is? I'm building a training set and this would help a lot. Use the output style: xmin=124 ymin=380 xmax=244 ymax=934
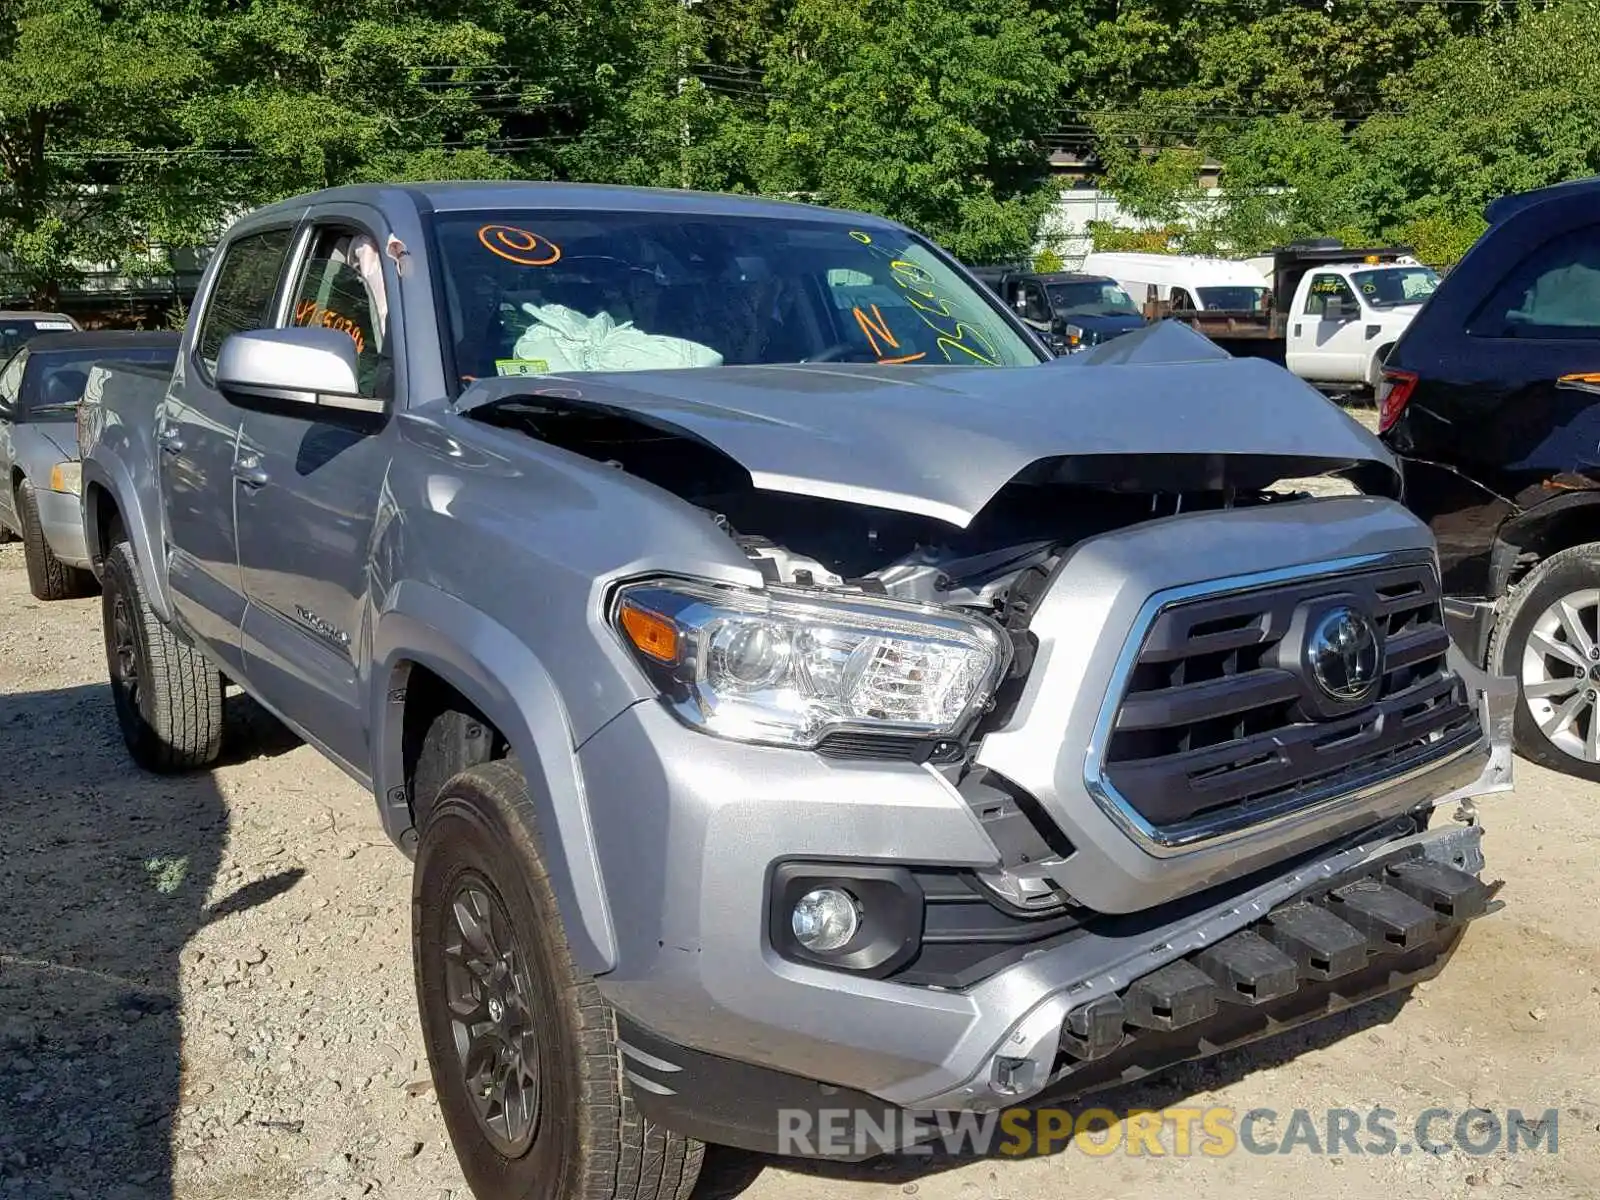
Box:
xmin=1306 ymin=606 xmax=1383 ymax=703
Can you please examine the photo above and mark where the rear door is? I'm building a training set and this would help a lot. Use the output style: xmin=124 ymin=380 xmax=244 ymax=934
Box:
xmin=234 ymin=210 xmax=397 ymax=773
xmin=1387 ymin=206 xmax=1600 ymax=595
xmin=163 ymin=225 xmax=297 ymax=671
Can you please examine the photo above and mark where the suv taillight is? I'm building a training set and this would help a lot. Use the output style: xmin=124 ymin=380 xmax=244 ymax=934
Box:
xmin=1377 ymin=368 xmax=1419 ymax=434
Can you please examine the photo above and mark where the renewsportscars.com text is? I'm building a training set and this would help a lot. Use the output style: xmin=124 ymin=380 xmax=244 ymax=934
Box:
xmin=777 ymin=1106 xmax=1560 ymax=1159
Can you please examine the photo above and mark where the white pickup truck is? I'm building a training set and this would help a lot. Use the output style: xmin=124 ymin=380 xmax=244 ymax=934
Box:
xmin=1114 ymin=244 xmax=1439 ymax=393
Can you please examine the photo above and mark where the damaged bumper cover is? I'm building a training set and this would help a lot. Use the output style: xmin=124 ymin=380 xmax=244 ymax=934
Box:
xmin=619 ymin=819 xmax=1504 ymax=1159
xmin=609 ymin=660 xmax=1513 ymax=1155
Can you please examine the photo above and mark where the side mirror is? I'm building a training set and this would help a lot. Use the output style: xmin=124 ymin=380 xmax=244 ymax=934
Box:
xmin=1327 ymin=296 xmax=1358 ymax=322
xmin=215 ymin=328 xmax=382 ymax=416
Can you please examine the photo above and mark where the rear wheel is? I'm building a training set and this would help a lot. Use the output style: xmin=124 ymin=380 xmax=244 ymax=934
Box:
xmin=413 ymin=760 xmax=704 ymax=1200
xmin=1489 ymin=541 xmax=1600 ymax=782
xmin=16 ymin=480 xmax=94 ymax=600
xmin=101 ymin=540 xmax=225 ymax=771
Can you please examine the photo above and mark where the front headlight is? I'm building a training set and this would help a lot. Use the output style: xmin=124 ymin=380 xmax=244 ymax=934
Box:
xmin=49 ymin=462 xmax=81 ymax=496
xmin=611 ymin=578 xmax=1009 ymax=749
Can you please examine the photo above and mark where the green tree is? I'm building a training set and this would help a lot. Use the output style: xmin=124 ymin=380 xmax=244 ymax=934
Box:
xmin=755 ymin=0 xmax=1068 ymax=261
xmin=0 ymin=0 xmax=206 ymax=303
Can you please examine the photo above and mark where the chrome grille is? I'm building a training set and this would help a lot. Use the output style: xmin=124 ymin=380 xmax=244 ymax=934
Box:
xmin=1096 ymin=557 xmax=1477 ymax=840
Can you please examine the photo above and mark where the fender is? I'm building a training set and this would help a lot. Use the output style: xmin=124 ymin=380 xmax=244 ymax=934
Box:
xmin=80 ymin=456 xmax=173 ymax=624
xmin=371 ymin=580 xmax=619 ymax=975
xmin=1489 ymin=486 xmax=1600 ymax=597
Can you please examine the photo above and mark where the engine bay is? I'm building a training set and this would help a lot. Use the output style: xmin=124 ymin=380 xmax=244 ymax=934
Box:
xmin=472 ymin=398 xmax=1323 ymax=628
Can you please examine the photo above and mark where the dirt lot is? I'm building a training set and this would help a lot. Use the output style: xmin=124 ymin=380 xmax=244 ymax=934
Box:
xmin=2 ymin=515 xmax=1598 ymax=1200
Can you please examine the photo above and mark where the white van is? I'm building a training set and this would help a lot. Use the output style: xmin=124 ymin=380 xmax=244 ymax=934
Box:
xmin=1079 ymin=252 xmax=1270 ymax=314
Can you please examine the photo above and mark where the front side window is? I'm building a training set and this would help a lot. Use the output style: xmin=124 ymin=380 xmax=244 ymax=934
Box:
xmin=1170 ymin=288 xmax=1195 ymax=311
xmin=1305 ymin=274 xmax=1358 ymax=318
xmin=196 ymin=228 xmax=296 ymax=373
xmin=1469 ymin=226 xmax=1600 ymax=339
xmin=290 ymin=227 xmax=390 ymax=397
xmin=1022 ymin=283 xmax=1051 ymax=324
xmin=430 ymin=211 xmax=1041 ymax=383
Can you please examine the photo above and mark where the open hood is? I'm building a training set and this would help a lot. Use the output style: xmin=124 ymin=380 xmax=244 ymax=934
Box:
xmin=457 ymin=335 xmax=1397 ymax=528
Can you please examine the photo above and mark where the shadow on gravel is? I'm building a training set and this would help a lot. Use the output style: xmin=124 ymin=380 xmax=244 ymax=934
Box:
xmin=697 ymin=988 xmax=1411 ymax=1197
xmin=0 ymin=682 xmax=299 ymax=1200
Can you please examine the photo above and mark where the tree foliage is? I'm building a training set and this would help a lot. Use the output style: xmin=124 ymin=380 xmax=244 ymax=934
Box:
xmin=2 ymin=0 xmax=1599 ymax=300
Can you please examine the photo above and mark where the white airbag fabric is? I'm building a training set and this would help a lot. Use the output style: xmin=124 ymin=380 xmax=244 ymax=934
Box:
xmin=511 ymin=303 xmax=722 ymax=372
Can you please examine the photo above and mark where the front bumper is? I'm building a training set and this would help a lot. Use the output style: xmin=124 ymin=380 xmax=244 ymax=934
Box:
xmin=614 ymin=820 xmax=1498 ymax=1158
xmin=580 ymin=656 xmax=1512 ymax=1117
xmin=34 ymin=484 xmax=90 ymax=568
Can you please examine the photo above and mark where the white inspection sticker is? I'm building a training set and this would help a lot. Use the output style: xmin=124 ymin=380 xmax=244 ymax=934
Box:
xmin=35 ymin=321 xmax=75 ymax=330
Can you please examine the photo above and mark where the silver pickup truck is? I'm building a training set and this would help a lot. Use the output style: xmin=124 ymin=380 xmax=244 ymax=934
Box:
xmin=80 ymin=183 xmax=1514 ymax=1199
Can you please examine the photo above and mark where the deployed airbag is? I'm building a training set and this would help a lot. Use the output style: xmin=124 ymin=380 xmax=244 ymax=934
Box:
xmin=508 ymin=303 xmax=723 ymax=373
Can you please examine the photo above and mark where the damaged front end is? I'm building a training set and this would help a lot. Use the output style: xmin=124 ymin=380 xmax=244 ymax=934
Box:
xmin=462 ymin=345 xmax=1513 ymax=910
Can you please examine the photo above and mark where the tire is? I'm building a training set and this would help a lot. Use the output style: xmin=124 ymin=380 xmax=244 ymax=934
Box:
xmin=1488 ymin=541 xmax=1600 ymax=782
xmin=413 ymin=760 xmax=704 ymax=1200
xmin=101 ymin=539 xmax=225 ymax=772
xmin=16 ymin=480 xmax=94 ymax=600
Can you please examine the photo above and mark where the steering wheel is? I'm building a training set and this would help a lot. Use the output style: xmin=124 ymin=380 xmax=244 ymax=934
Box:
xmin=802 ymin=342 xmax=883 ymax=364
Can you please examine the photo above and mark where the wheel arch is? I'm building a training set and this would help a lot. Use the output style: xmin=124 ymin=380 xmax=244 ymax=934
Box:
xmin=371 ymin=581 xmax=618 ymax=976
xmin=1489 ymin=491 xmax=1600 ymax=597
xmin=80 ymin=460 xmax=172 ymax=621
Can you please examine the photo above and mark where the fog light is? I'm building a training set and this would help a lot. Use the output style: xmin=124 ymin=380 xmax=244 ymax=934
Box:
xmin=791 ymin=887 xmax=859 ymax=953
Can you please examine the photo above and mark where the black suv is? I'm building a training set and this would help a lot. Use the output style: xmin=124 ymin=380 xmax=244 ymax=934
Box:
xmin=1380 ymin=173 xmax=1600 ymax=780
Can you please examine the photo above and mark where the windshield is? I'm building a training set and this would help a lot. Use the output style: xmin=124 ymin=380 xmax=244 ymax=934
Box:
xmin=0 ymin=317 xmax=75 ymax=359
xmin=432 ymin=211 xmax=1041 ymax=382
xmin=1046 ymin=281 xmax=1138 ymax=316
xmin=21 ymin=346 xmax=178 ymax=421
xmin=1351 ymin=266 xmax=1439 ymax=308
xmin=1196 ymin=286 xmax=1269 ymax=312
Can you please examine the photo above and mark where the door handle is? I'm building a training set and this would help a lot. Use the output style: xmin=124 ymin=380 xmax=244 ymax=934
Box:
xmin=158 ymin=427 xmax=185 ymax=455
xmin=233 ymin=454 xmax=270 ymax=488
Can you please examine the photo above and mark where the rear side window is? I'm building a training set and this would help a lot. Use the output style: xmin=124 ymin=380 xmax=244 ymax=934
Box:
xmin=1469 ymin=225 xmax=1600 ymax=339
xmin=196 ymin=228 xmax=296 ymax=371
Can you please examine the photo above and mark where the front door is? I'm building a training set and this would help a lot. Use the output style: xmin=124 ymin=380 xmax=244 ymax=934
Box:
xmin=161 ymin=226 xmax=298 ymax=672
xmin=235 ymin=215 xmax=397 ymax=773
xmin=1288 ymin=273 xmax=1365 ymax=381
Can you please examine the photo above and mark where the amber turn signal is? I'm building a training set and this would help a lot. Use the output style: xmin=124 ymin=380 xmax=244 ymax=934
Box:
xmin=619 ymin=600 xmax=679 ymax=664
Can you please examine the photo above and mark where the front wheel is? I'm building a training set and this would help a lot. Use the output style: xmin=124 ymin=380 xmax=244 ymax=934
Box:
xmin=100 ymin=540 xmax=225 ymax=771
xmin=16 ymin=480 xmax=94 ymax=600
xmin=413 ymin=760 xmax=704 ymax=1200
xmin=1489 ymin=541 xmax=1600 ymax=781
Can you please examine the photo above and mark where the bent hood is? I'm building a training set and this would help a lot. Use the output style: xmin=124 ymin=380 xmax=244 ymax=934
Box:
xmin=457 ymin=336 xmax=1396 ymax=529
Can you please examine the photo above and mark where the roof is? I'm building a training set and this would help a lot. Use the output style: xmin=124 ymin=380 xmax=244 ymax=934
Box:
xmin=0 ymin=311 xmax=75 ymax=323
xmin=1033 ymin=272 xmax=1117 ymax=285
xmin=23 ymin=330 xmax=181 ymax=353
xmin=1485 ymin=175 xmax=1600 ymax=226
xmin=252 ymin=180 xmax=898 ymax=228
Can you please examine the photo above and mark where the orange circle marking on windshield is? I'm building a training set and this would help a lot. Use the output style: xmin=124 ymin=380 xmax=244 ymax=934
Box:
xmin=478 ymin=224 xmax=561 ymax=266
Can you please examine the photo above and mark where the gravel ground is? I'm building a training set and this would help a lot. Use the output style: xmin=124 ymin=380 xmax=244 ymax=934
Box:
xmin=2 ymin=427 xmax=1597 ymax=1200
